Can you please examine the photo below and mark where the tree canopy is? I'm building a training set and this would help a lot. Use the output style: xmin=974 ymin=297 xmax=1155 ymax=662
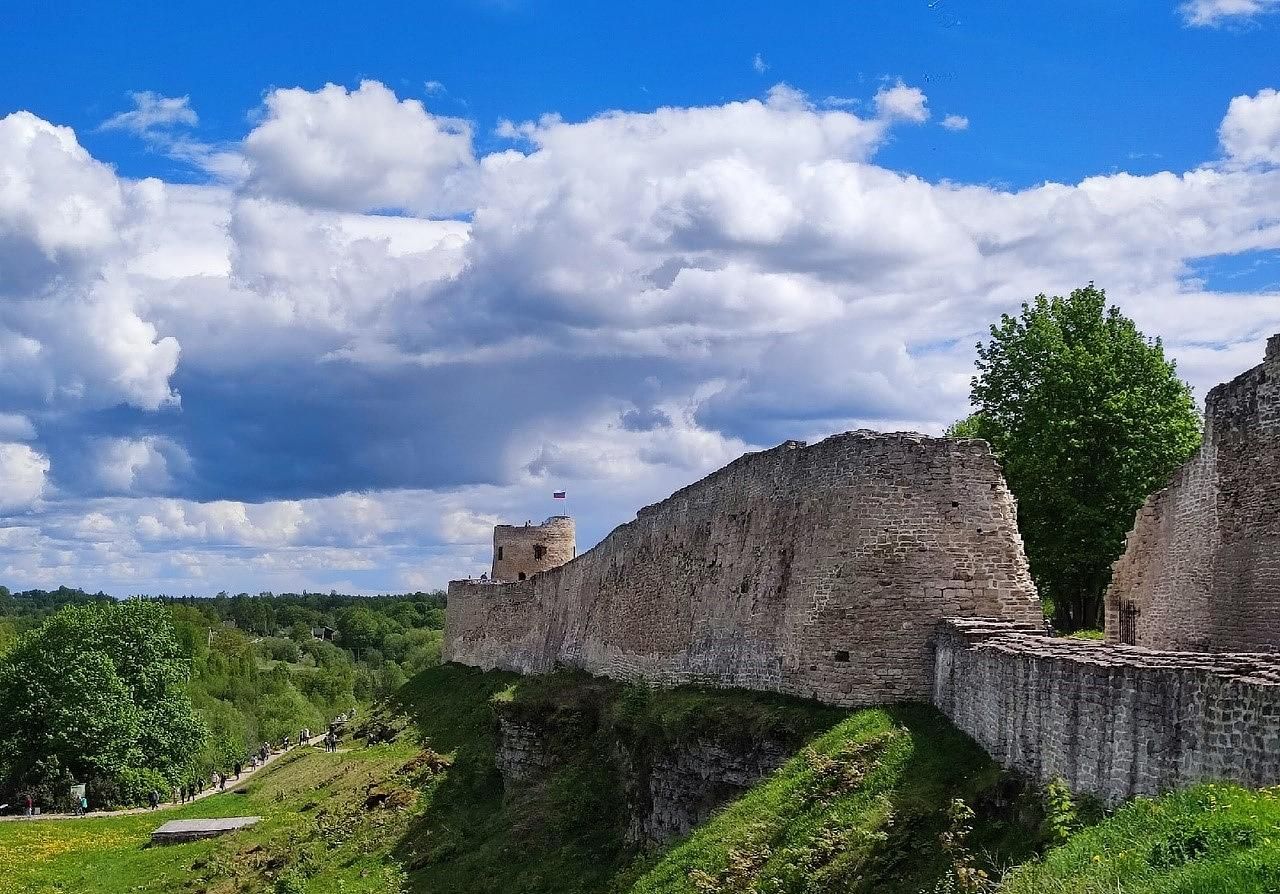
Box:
xmin=959 ymin=284 xmax=1202 ymax=631
xmin=0 ymin=600 xmax=205 ymax=804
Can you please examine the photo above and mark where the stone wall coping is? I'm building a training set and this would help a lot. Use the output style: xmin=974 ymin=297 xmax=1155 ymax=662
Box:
xmin=938 ymin=618 xmax=1280 ymax=685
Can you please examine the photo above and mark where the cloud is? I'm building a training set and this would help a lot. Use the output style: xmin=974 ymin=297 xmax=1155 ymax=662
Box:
xmin=941 ymin=114 xmax=970 ymax=131
xmin=0 ymin=112 xmax=181 ymax=413
xmin=1220 ymin=88 xmax=1280 ymax=167
xmin=753 ymin=53 xmax=769 ymax=74
xmin=89 ymin=436 xmax=190 ymax=495
xmin=3 ymin=82 xmax=1280 ymax=594
xmin=102 ymin=92 xmax=198 ymax=136
xmin=874 ymin=81 xmax=930 ymax=123
xmin=0 ymin=443 xmax=50 ymax=512
xmin=242 ymin=80 xmax=477 ymax=213
xmin=1179 ymin=0 xmax=1280 ymax=26
xmin=0 ymin=414 xmax=36 ymax=441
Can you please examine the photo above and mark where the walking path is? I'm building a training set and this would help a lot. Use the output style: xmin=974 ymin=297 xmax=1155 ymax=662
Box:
xmin=0 ymin=742 xmax=327 ymax=822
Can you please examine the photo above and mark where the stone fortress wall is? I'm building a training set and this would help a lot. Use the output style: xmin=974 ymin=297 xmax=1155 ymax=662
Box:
xmin=1106 ymin=334 xmax=1280 ymax=651
xmin=448 ymin=334 xmax=1280 ymax=804
xmin=491 ymin=516 xmax=577 ymax=583
xmin=446 ymin=431 xmax=1044 ymax=707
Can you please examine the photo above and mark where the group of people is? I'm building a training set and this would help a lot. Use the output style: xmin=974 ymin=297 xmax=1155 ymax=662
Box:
xmin=14 ymin=715 xmax=352 ymax=817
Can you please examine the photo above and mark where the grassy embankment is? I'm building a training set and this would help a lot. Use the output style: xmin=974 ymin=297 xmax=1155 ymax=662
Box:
xmin=6 ymin=663 xmax=1279 ymax=894
xmin=0 ymin=724 xmax=426 ymax=894
xmin=999 ymin=784 xmax=1280 ymax=894
xmin=394 ymin=664 xmax=1048 ymax=894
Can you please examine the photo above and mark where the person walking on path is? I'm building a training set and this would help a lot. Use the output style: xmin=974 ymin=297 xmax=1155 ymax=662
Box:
xmin=234 ymin=761 xmax=242 ymax=780
xmin=23 ymin=794 xmax=32 ymax=817
xmin=148 ymin=789 xmax=160 ymax=810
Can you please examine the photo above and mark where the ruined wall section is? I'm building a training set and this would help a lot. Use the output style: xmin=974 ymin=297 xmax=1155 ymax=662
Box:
xmin=934 ymin=619 xmax=1280 ymax=804
xmin=446 ymin=431 xmax=1042 ymax=707
xmin=1107 ymin=334 xmax=1280 ymax=651
xmin=1104 ymin=441 xmax=1218 ymax=650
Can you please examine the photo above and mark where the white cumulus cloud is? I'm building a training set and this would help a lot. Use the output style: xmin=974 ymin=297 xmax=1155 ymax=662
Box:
xmin=0 ymin=443 xmax=50 ymax=512
xmin=1220 ymin=88 xmax=1280 ymax=167
xmin=941 ymin=114 xmax=970 ymax=131
xmin=242 ymin=80 xmax=477 ymax=214
xmin=874 ymin=81 xmax=929 ymax=123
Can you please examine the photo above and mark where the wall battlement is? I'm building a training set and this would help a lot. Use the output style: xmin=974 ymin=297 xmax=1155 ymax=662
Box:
xmin=446 ymin=430 xmax=1043 ymax=706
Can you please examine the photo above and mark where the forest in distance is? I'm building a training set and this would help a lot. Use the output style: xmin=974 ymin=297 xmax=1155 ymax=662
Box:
xmin=0 ymin=586 xmax=445 ymax=811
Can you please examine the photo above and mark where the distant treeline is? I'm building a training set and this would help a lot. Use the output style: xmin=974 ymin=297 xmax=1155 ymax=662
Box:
xmin=0 ymin=586 xmax=447 ymax=810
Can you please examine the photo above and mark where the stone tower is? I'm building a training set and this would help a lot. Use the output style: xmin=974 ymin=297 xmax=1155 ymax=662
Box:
xmin=491 ymin=516 xmax=576 ymax=582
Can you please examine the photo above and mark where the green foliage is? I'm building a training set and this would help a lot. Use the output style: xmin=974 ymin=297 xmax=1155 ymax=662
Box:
xmin=999 ymin=784 xmax=1280 ymax=894
xmin=0 ymin=600 xmax=206 ymax=805
xmin=963 ymin=284 xmax=1202 ymax=630
xmin=1041 ymin=777 xmax=1080 ymax=847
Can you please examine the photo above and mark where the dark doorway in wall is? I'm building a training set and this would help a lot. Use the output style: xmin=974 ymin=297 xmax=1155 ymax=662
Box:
xmin=534 ymin=545 xmax=546 ymax=559
xmin=497 ymin=546 xmax=504 ymax=560
xmin=518 ymin=572 xmax=526 ymax=581
xmin=1119 ymin=603 xmax=1140 ymax=646
xmin=834 ymin=650 xmax=850 ymax=663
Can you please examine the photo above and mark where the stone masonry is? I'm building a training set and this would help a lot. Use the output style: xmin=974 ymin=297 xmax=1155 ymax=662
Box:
xmin=933 ymin=618 xmax=1280 ymax=804
xmin=446 ymin=431 xmax=1043 ymax=707
xmin=1106 ymin=333 xmax=1280 ymax=651
xmin=491 ymin=516 xmax=577 ymax=583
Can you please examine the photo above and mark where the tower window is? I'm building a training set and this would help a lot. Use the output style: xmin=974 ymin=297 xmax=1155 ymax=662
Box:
xmin=834 ymin=650 xmax=850 ymax=663
xmin=534 ymin=545 xmax=546 ymax=560
xmin=518 ymin=572 xmax=527 ymax=581
xmin=497 ymin=546 xmax=504 ymax=561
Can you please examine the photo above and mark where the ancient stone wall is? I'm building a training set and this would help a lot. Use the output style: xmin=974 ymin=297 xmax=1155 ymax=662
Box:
xmin=933 ymin=618 xmax=1280 ymax=804
xmin=1106 ymin=334 xmax=1280 ymax=651
xmin=491 ymin=516 xmax=576 ymax=583
xmin=446 ymin=431 xmax=1042 ymax=707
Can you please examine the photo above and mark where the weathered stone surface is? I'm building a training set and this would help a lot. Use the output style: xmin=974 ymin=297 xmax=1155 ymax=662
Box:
xmin=933 ymin=618 xmax=1280 ymax=804
xmin=491 ymin=516 xmax=576 ymax=583
xmin=494 ymin=716 xmax=556 ymax=783
xmin=150 ymin=816 xmax=261 ymax=844
xmin=493 ymin=712 xmax=790 ymax=848
xmin=622 ymin=738 xmax=792 ymax=846
xmin=1107 ymin=332 xmax=1280 ymax=651
xmin=446 ymin=431 xmax=1042 ymax=707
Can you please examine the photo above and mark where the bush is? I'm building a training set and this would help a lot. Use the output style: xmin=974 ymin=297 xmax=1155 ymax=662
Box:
xmin=259 ymin=637 xmax=302 ymax=663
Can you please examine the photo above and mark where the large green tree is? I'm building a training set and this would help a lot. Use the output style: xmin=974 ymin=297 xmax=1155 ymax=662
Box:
xmin=959 ymin=285 xmax=1202 ymax=631
xmin=0 ymin=600 xmax=206 ymax=800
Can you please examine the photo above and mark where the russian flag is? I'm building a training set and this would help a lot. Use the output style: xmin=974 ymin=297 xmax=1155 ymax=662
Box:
xmin=553 ymin=491 xmax=567 ymax=499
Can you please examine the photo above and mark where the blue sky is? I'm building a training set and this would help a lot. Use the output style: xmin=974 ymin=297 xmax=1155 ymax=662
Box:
xmin=0 ymin=0 xmax=1278 ymax=595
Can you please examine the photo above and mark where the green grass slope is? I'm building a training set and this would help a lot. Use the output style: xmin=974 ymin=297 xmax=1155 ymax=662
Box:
xmin=394 ymin=665 xmax=1046 ymax=894
xmin=999 ymin=784 xmax=1280 ymax=894
xmin=0 ymin=728 xmax=424 ymax=894
xmin=624 ymin=705 xmax=1043 ymax=894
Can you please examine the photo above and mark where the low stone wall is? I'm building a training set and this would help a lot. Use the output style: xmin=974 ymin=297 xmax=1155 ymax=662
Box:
xmin=932 ymin=619 xmax=1280 ymax=804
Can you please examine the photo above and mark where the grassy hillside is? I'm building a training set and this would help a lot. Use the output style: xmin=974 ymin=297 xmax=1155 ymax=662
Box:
xmin=394 ymin=665 xmax=1047 ymax=894
xmin=0 ymin=728 xmax=425 ymax=894
xmin=998 ymin=784 xmax=1280 ymax=894
xmin=625 ymin=705 xmax=1044 ymax=894
xmin=8 ymin=664 xmax=1277 ymax=894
